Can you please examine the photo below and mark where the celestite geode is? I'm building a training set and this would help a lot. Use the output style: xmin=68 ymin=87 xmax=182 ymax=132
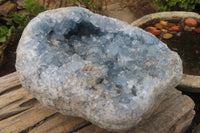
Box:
xmin=16 ymin=7 xmax=182 ymax=131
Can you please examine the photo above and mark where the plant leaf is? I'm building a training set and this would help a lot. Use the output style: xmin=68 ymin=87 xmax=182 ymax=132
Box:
xmin=0 ymin=36 xmax=6 ymax=43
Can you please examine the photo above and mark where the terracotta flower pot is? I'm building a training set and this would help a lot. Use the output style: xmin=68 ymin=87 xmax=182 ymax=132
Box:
xmin=131 ymin=11 xmax=200 ymax=93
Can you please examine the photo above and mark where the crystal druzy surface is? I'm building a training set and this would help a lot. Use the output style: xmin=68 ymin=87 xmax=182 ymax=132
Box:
xmin=16 ymin=7 xmax=182 ymax=131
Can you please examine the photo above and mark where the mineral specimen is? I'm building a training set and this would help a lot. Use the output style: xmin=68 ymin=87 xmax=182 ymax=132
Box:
xmin=16 ymin=7 xmax=183 ymax=131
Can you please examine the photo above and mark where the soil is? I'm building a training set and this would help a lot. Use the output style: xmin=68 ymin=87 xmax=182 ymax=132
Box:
xmin=140 ymin=19 xmax=200 ymax=76
xmin=0 ymin=33 xmax=21 ymax=77
xmin=164 ymin=31 xmax=200 ymax=75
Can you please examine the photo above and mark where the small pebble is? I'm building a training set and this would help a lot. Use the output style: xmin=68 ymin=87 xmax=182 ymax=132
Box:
xmin=168 ymin=26 xmax=181 ymax=32
xmin=150 ymin=29 xmax=162 ymax=36
xmin=161 ymin=29 xmax=168 ymax=33
xmin=185 ymin=18 xmax=198 ymax=27
xmin=160 ymin=21 xmax=168 ymax=26
xmin=155 ymin=23 xmax=163 ymax=29
xmin=146 ymin=26 xmax=157 ymax=32
xmin=194 ymin=27 xmax=200 ymax=33
xmin=167 ymin=23 xmax=176 ymax=28
xmin=184 ymin=25 xmax=195 ymax=31
xmin=163 ymin=33 xmax=173 ymax=39
xmin=172 ymin=48 xmax=178 ymax=51
xmin=176 ymin=32 xmax=181 ymax=37
xmin=169 ymin=31 xmax=177 ymax=34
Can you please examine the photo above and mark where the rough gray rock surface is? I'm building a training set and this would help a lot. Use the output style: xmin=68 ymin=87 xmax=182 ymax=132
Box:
xmin=16 ymin=7 xmax=183 ymax=131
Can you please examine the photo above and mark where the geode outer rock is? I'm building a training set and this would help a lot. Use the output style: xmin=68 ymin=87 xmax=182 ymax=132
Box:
xmin=16 ymin=7 xmax=182 ymax=131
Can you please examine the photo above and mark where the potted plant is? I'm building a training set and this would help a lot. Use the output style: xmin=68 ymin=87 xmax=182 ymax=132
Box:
xmin=131 ymin=12 xmax=200 ymax=92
